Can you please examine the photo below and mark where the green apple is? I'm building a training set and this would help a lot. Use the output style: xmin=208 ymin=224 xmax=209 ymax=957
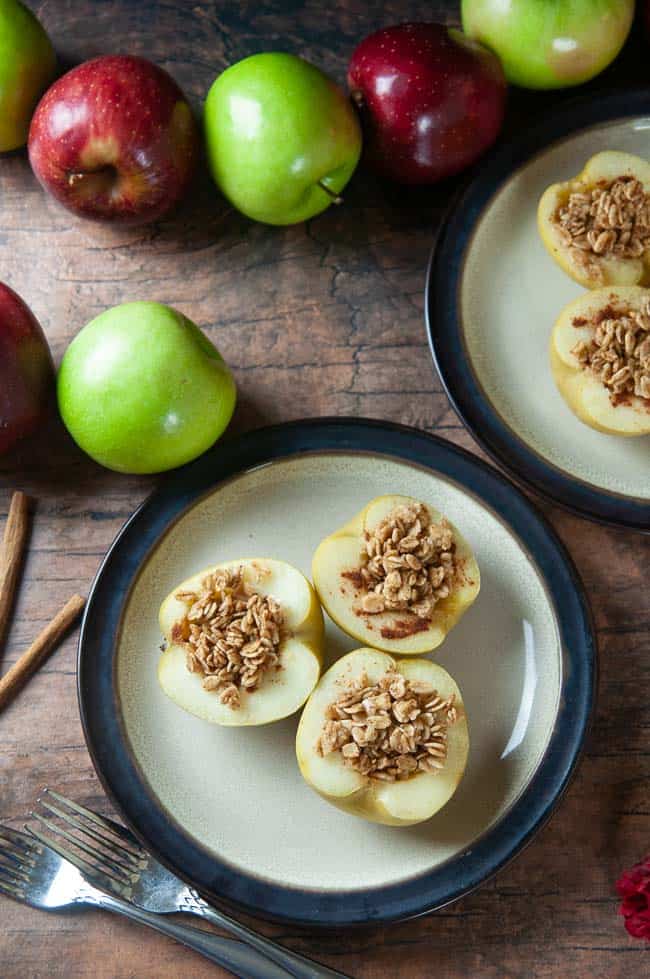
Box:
xmin=204 ymin=53 xmax=362 ymax=225
xmin=461 ymin=0 xmax=634 ymax=90
xmin=57 ymin=302 xmax=236 ymax=474
xmin=0 ymin=0 xmax=56 ymax=151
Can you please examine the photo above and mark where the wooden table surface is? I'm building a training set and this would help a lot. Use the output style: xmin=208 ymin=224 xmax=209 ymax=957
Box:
xmin=1 ymin=2 xmax=649 ymax=977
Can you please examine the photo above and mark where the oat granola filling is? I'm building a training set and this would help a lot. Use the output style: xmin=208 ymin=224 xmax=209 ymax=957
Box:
xmin=317 ymin=669 xmax=457 ymax=781
xmin=572 ymin=303 xmax=650 ymax=402
xmin=174 ymin=568 xmax=284 ymax=709
xmin=555 ymin=177 xmax=650 ymax=275
xmin=354 ymin=503 xmax=456 ymax=620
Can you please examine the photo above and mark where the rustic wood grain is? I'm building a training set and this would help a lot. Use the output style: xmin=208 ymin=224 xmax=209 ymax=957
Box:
xmin=1 ymin=2 xmax=649 ymax=977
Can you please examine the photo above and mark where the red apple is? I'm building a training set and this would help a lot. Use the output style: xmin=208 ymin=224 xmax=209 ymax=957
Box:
xmin=348 ymin=23 xmax=506 ymax=185
xmin=28 ymin=55 xmax=199 ymax=225
xmin=0 ymin=283 xmax=54 ymax=455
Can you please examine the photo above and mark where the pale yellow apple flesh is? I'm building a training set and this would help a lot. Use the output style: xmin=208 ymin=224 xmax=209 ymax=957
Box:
xmin=296 ymin=648 xmax=469 ymax=827
xmin=538 ymin=151 xmax=650 ymax=289
xmin=550 ymin=286 xmax=650 ymax=436
xmin=312 ymin=494 xmax=480 ymax=655
xmin=158 ymin=558 xmax=324 ymax=726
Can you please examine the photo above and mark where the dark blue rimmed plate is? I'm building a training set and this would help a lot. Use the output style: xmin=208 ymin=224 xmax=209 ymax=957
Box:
xmin=427 ymin=89 xmax=650 ymax=532
xmin=78 ymin=418 xmax=595 ymax=926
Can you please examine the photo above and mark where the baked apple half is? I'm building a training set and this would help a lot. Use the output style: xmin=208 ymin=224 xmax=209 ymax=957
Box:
xmin=312 ymin=494 xmax=480 ymax=655
xmin=158 ymin=558 xmax=324 ymax=725
xmin=296 ymin=648 xmax=469 ymax=827
xmin=538 ymin=151 xmax=650 ymax=289
xmin=550 ymin=286 xmax=650 ymax=436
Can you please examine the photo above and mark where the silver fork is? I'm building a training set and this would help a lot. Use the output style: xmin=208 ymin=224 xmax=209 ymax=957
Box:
xmin=26 ymin=790 xmax=349 ymax=979
xmin=0 ymin=822 xmax=293 ymax=979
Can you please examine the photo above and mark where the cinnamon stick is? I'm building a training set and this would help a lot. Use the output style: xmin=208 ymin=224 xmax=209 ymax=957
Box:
xmin=0 ymin=594 xmax=85 ymax=712
xmin=0 ymin=492 xmax=30 ymax=653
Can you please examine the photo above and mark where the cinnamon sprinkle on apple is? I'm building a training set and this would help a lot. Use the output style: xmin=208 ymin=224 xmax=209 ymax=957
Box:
xmin=317 ymin=669 xmax=458 ymax=781
xmin=347 ymin=502 xmax=456 ymax=622
xmin=555 ymin=176 xmax=650 ymax=278
xmin=572 ymin=301 xmax=650 ymax=403
xmin=174 ymin=567 xmax=284 ymax=709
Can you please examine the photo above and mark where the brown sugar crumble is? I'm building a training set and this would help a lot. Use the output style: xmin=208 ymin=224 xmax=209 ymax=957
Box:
xmin=317 ymin=669 xmax=458 ymax=782
xmin=174 ymin=567 xmax=284 ymax=709
xmin=380 ymin=618 xmax=430 ymax=641
xmin=348 ymin=502 xmax=456 ymax=623
xmin=572 ymin=301 xmax=650 ymax=403
xmin=555 ymin=177 xmax=650 ymax=279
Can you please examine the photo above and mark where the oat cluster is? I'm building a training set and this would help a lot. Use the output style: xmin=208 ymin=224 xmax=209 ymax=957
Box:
xmin=176 ymin=567 xmax=284 ymax=709
xmin=555 ymin=177 xmax=650 ymax=276
xmin=572 ymin=303 xmax=650 ymax=402
xmin=317 ymin=669 xmax=457 ymax=781
xmin=357 ymin=503 xmax=455 ymax=620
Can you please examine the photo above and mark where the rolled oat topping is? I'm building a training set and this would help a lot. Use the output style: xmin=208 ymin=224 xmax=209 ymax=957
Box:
xmin=355 ymin=503 xmax=456 ymax=620
xmin=174 ymin=567 xmax=284 ymax=709
xmin=555 ymin=177 xmax=650 ymax=276
xmin=317 ymin=669 xmax=458 ymax=781
xmin=572 ymin=302 xmax=650 ymax=402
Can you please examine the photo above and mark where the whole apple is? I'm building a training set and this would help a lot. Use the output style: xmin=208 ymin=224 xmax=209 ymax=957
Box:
xmin=0 ymin=0 xmax=56 ymax=152
xmin=28 ymin=55 xmax=199 ymax=224
xmin=461 ymin=0 xmax=634 ymax=90
xmin=57 ymin=302 xmax=236 ymax=474
xmin=0 ymin=282 xmax=54 ymax=455
xmin=204 ymin=53 xmax=362 ymax=225
xmin=348 ymin=24 xmax=506 ymax=185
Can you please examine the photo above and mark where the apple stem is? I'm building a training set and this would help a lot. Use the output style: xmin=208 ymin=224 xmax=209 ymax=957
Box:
xmin=67 ymin=171 xmax=87 ymax=187
xmin=318 ymin=181 xmax=343 ymax=205
xmin=66 ymin=164 xmax=117 ymax=188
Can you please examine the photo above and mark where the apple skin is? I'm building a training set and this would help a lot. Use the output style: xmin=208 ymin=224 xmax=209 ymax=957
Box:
xmin=204 ymin=53 xmax=362 ymax=225
xmin=461 ymin=0 xmax=634 ymax=90
xmin=550 ymin=287 xmax=650 ymax=437
xmin=347 ymin=23 xmax=506 ymax=185
xmin=0 ymin=0 xmax=56 ymax=152
xmin=57 ymin=302 xmax=236 ymax=474
xmin=0 ymin=283 xmax=54 ymax=455
xmin=28 ymin=55 xmax=199 ymax=225
xmin=537 ymin=151 xmax=650 ymax=289
xmin=159 ymin=558 xmax=324 ymax=727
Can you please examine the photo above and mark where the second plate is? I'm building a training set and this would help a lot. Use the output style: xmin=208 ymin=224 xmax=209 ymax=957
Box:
xmin=427 ymin=89 xmax=650 ymax=531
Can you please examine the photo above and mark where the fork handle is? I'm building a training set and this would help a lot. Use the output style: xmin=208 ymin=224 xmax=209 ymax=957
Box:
xmin=88 ymin=890 xmax=292 ymax=978
xmin=189 ymin=893 xmax=350 ymax=979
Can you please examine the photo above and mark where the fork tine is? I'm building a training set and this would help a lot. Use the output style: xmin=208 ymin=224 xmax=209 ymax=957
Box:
xmin=0 ymin=850 xmax=33 ymax=878
xmin=45 ymin=790 xmax=142 ymax=854
xmin=0 ymin=878 xmax=23 ymax=899
xmin=0 ymin=825 xmax=39 ymax=854
xmin=37 ymin=795 xmax=141 ymax=874
xmin=25 ymin=824 xmax=130 ymax=897
xmin=0 ymin=838 xmax=34 ymax=865
xmin=0 ymin=863 xmax=27 ymax=887
xmin=28 ymin=814 xmax=133 ymax=888
xmin=0 ymin=833 xmax=38 ymax=871
xmin=37 ymin=798 xmax=140 ymax=875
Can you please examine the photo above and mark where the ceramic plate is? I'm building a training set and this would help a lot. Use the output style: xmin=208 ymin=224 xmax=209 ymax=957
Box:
xmin=427 ymin=89 xmax=650 ymax=531
xmin=78 ymin=419 xmax=595 ymax=925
